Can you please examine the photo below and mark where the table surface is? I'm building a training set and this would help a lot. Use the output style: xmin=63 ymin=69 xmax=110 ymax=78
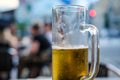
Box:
xmin=36 ymin=77 xmax=120 ymax=80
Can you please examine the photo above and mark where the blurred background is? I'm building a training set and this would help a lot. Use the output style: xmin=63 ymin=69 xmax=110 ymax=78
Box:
xmin=0 ymin=0 xmax=120 ymax=79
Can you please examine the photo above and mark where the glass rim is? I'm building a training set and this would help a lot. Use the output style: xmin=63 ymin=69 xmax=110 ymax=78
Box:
xmin=52 ymin=5 xmax=87 ymax=10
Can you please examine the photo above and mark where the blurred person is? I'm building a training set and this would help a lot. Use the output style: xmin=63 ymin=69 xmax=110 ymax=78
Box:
xmin=29 ymin=23 xmax=51 ymax=77
xmin=44 ymin=23 xmax=52 ymax=44
xmin=4 ymin=22 xmax=19 ymax=48
xmin=19 ymin=23 xmax=51 ymax=78
xmin=3 ymin=22 xmax=19 ymax=79
xmin=30 ymin=23 xmax=51 ymax=53
xmin=0 ymin=21 xmax=13 ymax=80
xmin=43 ymin=23 xmax=52 ymax=76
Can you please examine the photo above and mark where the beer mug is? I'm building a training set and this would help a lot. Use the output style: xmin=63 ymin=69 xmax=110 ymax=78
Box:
xmin=52 ymin=5 xmax=99 ymax=80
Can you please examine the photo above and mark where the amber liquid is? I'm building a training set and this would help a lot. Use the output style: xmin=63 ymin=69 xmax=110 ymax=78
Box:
xmin=52 ymin=47 xmax=88 ymax=80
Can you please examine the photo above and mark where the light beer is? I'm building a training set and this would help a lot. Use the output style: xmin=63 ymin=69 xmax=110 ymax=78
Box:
xmin=52 ymin=47 xmax=88 ymax=80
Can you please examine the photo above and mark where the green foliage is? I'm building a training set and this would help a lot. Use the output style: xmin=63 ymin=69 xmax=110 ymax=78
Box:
xmin=16 ymin=22 xmax=27 ymax=30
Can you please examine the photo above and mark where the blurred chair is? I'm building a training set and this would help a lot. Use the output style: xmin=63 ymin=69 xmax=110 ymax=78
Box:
xmin=89 ymin=63 xmax=120 ymax=77
xmin=18 ymin=49 xmax=51 ymax=78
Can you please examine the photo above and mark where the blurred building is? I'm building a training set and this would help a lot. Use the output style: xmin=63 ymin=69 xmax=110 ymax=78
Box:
xmin=90 ymin=0 xmax=120 ymax=34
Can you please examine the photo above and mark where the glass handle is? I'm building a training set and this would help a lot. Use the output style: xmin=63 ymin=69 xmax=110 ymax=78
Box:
xmin=81 ymin=24 xmax=99 ymax=80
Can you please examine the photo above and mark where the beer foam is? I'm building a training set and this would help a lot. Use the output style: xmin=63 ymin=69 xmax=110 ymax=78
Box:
xmin=52 ymin=45 xmax=88 ymax=49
